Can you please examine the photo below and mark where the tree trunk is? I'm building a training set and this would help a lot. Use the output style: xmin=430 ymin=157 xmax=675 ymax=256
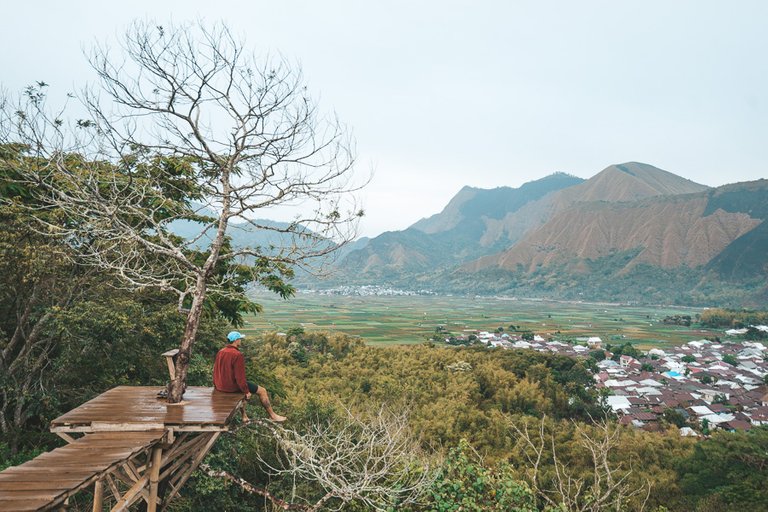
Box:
xmin=167 ymin=168 xmax=230 ymax=404
xmin=167 ymin=277 xmax=208 ymax=403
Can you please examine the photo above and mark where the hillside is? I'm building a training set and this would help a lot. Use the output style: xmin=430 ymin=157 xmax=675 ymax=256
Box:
xmin=452 ymin=176 xmax=768 ymax=306
xmin=555 ymin=162 xmax=708 ymax=204
xmin=318 ymin=163 xmax=768 ymax=306
xmin=335 ymin=173 xmax=583 ymax=279
xmin=465 ymin=194 xmax=759 ymax=273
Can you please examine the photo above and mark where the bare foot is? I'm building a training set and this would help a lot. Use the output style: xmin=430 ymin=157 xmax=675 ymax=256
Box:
xmin=241 ymin=413 xmax=250 ymax=423
xmin=270 ymin=414 xmax=287 ymax=423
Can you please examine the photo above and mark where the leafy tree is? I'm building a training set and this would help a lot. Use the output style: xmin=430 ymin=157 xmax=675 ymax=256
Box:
xmin=0 ymin=21 xmax=363 ymax=402
xmin=662 ymin=409 xmax=687 ymax=428
xmin=611 ymin=342 xmax=641 ymax=360
xmin=721 ymin=354 xmax=738 ymax=366
xmin=423 ymin=440 xmax=537 ymax=512
xmin=589 ymin=349 xmax=606 ymax=361
xmin=678 ymin=427 xmax=768 ymax=511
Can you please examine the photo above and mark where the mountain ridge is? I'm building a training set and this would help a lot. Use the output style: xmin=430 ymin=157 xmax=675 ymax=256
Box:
xmin=312 ymin=162 xmax=767 ymax=306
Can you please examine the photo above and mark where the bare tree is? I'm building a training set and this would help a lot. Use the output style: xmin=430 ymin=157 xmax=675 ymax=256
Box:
xmin=204 ymin=406 xmax=434 ymax=511
xmin=0 ymin=21 xmax=364 ymax=402
xmin=509 ymin=416 xmax=651 ymax=512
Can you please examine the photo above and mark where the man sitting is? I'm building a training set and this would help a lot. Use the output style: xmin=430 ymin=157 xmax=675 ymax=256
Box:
xmin=213 ymin=331 xmax=286 ymax=423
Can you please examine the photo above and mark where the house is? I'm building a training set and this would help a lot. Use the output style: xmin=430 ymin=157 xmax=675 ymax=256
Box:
xmin=722 ymin=419 xmax=752 ymax=431
xmin=689 ymin=405 xmax=714 ymax=417
xmin=605 ymin=395 xmax=632 ymax=413
xmin=587 ymin=336 xmax=602 ymax=348
xmin=620 ymin=355 xmax=639 ymax=367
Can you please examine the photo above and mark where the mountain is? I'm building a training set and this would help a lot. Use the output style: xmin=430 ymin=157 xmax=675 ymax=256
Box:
xmin=337 ymin=173 xmax=584 ymax=280
xmin=170 ymin=213 xmax=313 ymax=251
xmin=463 ymin=193 xmax=758 ymax=273
xmin=320 ymin=162 xmax=768 ymax=306
xmin=451 ymin=170 xmax=768 ymax=305
xmin=554 ymin=162 xmax=708 ymax=203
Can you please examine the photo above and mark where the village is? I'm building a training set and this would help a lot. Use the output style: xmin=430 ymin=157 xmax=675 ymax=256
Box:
xmin=442 ymin=327 xmax=768 ymax=435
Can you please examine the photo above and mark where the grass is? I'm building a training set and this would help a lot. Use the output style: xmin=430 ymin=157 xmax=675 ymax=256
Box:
xmin=241 ymin=293 xmax=722 ymax=349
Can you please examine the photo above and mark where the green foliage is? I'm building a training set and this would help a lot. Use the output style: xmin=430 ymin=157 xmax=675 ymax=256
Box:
xmin=678 ymin=427 xmax=768 ymax=511
xmin=681 ymin=355 xmax=696 ymax=363
xmin=721 ymin=354 xmax=738 ymax=366
xmin=424 ymin=440 xmax=538 ymax=512
xmin=590 ymin=349 xmax=607 ymax=361
xmin=611 ymin=342 xmax=641 ymax=360
xmin=0 ymin=443 xmax=45 ymax=471
xmin=699 ymin=308 xmax=768 ymax=328
xmin=663 ymin=315 xmax=692 ymax=326
xmin=662 ymin=409 xmax=687 ymax=428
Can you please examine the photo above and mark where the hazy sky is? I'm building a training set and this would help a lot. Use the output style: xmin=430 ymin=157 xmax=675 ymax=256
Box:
xmin=2 ymin=1 xmax=767 ymax=237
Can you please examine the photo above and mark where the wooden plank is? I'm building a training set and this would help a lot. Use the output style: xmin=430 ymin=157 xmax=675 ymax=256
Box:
xmin=0 ymin=430 xmax=164 ymax=511
xmin=0 ymin=489 xmax=65 ymax=499
xmin=0 ymin=481 xmax=81 ymax=491
xmin=50 ymin=387 xmax=242 ymax=433
xmin=0 ymin=498 xmax=53 ymax=510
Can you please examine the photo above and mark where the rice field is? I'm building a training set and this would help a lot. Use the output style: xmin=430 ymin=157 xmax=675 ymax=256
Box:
xmin=240 ymin=292 xmax=721 ymax=349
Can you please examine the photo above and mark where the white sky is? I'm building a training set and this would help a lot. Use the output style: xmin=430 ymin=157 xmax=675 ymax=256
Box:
xmin=2 ymin=1 xmax=767 ymax=237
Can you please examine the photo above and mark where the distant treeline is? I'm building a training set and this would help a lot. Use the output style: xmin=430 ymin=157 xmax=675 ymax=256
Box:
xmin=699 ymin=308 xmax=768 ymax=328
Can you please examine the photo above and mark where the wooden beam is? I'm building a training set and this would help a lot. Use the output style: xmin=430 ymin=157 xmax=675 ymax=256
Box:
xmin=147 ymin=446 xmax=163 ymax=512
xmin=162 ymin=433 xmax=220 ymax=507
xmin=162 ymin=349 xmax=179 ymax=381
xmin=104 ymin=474 xmax=122 ymax=503
xmin=159 ymin=438 xmax=208 ymax=482
xmin=110 ymin=474 xmax=149 ymax=512
xmin=92 ymin=480 xmax=104 ymax=512
xmin=111 ymin=468 xmax=152 ymax=504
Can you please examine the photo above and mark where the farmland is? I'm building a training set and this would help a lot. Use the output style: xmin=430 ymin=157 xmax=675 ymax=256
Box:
xmin=242 ymin=292 xmax=722 ymax=348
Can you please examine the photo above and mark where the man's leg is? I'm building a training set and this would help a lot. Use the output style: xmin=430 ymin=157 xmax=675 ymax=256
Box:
xmin=249 ymin=382 xmax=286 ymax=422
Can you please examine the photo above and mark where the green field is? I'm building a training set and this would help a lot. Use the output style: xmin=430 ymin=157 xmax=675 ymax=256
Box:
xmin=241 ymin=293 xmax=721 ymax=349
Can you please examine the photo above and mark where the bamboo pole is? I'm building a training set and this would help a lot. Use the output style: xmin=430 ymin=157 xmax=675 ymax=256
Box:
xmin=147 ymin=445 xmax=163 ymax=512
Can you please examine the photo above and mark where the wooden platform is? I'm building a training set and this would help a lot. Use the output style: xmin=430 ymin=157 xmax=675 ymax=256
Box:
xmin=0 ymin=431 xmax=164 ymax=511
xmin=0 ymin=386 xmax=245 ymax=511
xmin=50 ymin=386 xmax=244 ymax=433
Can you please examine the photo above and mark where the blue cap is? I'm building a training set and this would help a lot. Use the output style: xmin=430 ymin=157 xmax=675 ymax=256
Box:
xmin=227 ymin=331 xmax=245 ymax=343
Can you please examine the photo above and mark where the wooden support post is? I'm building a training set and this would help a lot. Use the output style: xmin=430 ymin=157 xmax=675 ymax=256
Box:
xmin=105 ymin=474 xmax=122 ymax=503
xmin=147 ymin=445 xmax=163 ymax=512
xmin=161 ymin=349 xmax=179 ymax=381
xmin=92 ymin=480 xmax=104 ymax=512
xmin=111 ymin=474 xmax=149 ymax=512
xmin=162 ymin=432 xmax=221 ymax=506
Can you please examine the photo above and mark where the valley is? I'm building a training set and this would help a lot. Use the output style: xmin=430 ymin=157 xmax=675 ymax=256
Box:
xmin=243 ymin=291 xmax=721 ymax=348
